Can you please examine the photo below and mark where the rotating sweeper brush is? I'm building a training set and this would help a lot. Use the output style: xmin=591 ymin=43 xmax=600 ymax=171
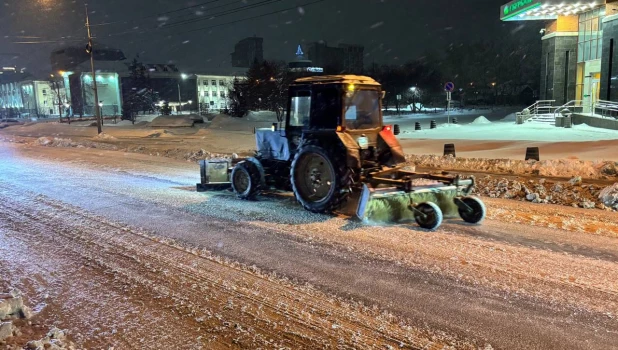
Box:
xmin=196 ymin=75 xmax=486 ymax=230
xmin=355 ymin=174 xmax=486 ymax=230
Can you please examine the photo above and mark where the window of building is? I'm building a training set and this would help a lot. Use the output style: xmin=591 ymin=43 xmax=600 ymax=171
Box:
xmin=219 ymin=80 xmax=225 ymax=86
xmin=219 ymin=91 xmax=225 ymax=97
xmin=578 ymin=7 xmax=604 ymax=63
xmin=203 ymin=80 xmax=208 ymax=85
xmin=42 ymin=89 xmax=47 ymax=94
xmin=211 ymin=80 xmax=216 ymax=85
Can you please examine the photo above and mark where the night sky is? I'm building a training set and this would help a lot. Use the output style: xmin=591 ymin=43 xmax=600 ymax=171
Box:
xmin=0 ymin=0 xmax=542 ymax=77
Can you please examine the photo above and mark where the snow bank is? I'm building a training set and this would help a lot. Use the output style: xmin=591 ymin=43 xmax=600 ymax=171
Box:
xmin=436 ymin=123 xmax=462 ymax=129
xmin=25 ymin=327 xmax=75 ymax=350
xmin=93 ymin=132 xmax=116 ymax=140
xmin=599 ymin=183 xmax=618 ymax=209
xmin=35 ymin=137 xmax=118 ymax=150
xmin=407 ymin=154 xmax=618 ymax=180
xmin=501 ymin=113 xmax=517 ymax=122
xmin=246 ymin=110 xmax=278 ymax=122
xmin=399 ymin=119 xmax=618 ymax=142
xmin=0 ymin=290 xmax=32 ymax=320
xmin=476 ymin=176 xmax=611 ymax=209
xmin=471 ymin=116 xmax=491 ymax=125
xmin=150 ymin=115 xmax=194 ymax=128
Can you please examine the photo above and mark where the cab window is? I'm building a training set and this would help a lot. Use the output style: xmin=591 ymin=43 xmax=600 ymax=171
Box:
xmin=289 ymin=90 xmax=311 ymax=127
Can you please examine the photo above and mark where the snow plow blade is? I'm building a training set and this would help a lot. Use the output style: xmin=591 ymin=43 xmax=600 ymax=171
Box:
xmin=196 ymin=159 xmax=233 ymax=192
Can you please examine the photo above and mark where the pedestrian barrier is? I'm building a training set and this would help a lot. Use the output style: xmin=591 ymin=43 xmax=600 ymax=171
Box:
xmin=415 ymin=122 xmax=421 ymax=130
xmin=430 ymin=120 xmax=437 ymax=129
xmin=525 ymin=147 xmax=540 ymax=161
xmin=444 ymin=143 xmax=456 ymax=157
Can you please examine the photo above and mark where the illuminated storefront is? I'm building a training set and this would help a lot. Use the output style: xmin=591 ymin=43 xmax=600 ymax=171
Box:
xmin=501 ymin=0 xmax=618 ymax=110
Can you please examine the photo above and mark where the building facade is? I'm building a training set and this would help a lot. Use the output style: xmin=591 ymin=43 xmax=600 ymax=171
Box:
xmin=231 ymin=37 xmax=264 ymax=68
xmin=63 ymin=71 xmax=122 ymax=117
xmin=307 ymin=42 xmax=364 ymax=74
xmin=195 ymin=74 xmax=242 ymax=111
xmin=501 ymin=0 xmax=618 ymax=110
xmin=0 ymin=80 xmax=63 ymax=118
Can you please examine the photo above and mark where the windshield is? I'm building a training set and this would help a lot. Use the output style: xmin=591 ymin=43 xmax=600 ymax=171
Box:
xmin=344 ymin=90 xmax=381 ymax=129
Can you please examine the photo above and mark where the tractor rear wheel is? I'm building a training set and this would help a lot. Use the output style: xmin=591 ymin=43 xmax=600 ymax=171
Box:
xmin=290 ymin=144 xmax=351 ymax=213
xmin=231 ymin=160 xmax=262 ymax=200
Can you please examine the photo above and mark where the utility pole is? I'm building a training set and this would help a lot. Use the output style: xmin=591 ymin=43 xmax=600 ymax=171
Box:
xmin=177 ymin=82 xmax=182 ymax=115
xmin=85 ymin=5 xmax=102 ymax=134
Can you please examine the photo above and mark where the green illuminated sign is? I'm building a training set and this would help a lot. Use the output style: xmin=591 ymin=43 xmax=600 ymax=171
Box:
xmin=501 ymin=0 xmax=541 ymax=20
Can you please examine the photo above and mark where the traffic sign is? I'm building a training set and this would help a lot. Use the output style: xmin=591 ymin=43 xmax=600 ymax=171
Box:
xmin=444 ymin=82 xmax=455 ymax=92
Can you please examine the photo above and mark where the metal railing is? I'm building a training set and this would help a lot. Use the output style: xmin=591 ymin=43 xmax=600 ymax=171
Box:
xmin=516 ymin=100 xmax=556 ymax=123
xmin=593 ymin=100 xmax=618 ymax=119
xmin=553 ymin=100 xmax=585 ymax=117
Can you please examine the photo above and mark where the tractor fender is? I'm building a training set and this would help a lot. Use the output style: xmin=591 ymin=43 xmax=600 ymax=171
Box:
xmin=336 ymin=132 xmax=362 ymax=169
xmin=378 ymin=129 xmax=406 ymax=165
xmin=246 ymin=157 xmax=267 ymax=187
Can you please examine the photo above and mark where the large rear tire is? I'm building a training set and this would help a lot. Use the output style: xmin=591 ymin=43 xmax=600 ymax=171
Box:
xmin=290 ymin=143 xmax=351 ymax=213
xmin=231 ymin=160 xmax=262 ymax=200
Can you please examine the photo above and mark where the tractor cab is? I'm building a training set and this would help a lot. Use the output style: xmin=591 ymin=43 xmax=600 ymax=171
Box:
xmin=283 ymin=75 xmax=390 ymax=142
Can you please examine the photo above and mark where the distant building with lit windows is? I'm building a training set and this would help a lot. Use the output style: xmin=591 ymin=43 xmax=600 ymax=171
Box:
xmin=195 ymin=74 xmax=238 ymax=111
xmin=501 ymin=0 xmax=618 ymax=111
xmin=61 ymin=67 xmax=122 ymax=117
xmin=0 ymin=80 xmax=61 ymax=118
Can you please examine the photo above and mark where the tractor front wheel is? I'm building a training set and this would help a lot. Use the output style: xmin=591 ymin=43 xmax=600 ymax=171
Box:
xmin=290 ymin=144 xmax=351 ymax=213
xmin=231 ymin=160 xmax=262 ymax=200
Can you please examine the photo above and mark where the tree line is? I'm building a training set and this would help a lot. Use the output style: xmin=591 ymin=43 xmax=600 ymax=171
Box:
xmin=228 ymin=34 xmax=541 ymax=117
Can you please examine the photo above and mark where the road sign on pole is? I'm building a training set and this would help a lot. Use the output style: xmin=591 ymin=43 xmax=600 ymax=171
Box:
xmin=446 ymin=91 xmax=452 ymax=124
xmin=444 ymin=82 xmax=455 ymax=92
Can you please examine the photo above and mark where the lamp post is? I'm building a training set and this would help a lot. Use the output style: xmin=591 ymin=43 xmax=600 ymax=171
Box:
xmin=98 ymin=101 xmax=104 ymax=124
xmin=178 ymin=73 xmax=188 ymax=114
xmin=491 ymin=82 xmax=497 ymax=106
xmin=410 ymin=86 xmax=417 ymax=113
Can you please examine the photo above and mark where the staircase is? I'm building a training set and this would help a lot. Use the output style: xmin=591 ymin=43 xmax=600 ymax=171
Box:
xmin=516 ymin=100 xmax=556 ymax=124
xmin=526 ymin=113 xmax=556 ymax=124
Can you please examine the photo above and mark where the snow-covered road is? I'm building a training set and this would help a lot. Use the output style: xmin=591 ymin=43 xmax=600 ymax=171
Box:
xmin=1 ymin=143 xmax=617 ymax=349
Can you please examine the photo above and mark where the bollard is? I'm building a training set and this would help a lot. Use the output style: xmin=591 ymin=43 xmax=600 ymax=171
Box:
xmin=444 ymin=143 xmax=456 ymax=157
xmin=415 ymin=122 xmax=421 ymax=131
xmin=452 ymin=117 xmax=458 ymax=124
xmin=525 ymin=147 xmax=540 ymax=161
xmin=430 ymin=120 xmax=437 ymax=129
xmin=564 ymin=116 xmax=572 ymax=128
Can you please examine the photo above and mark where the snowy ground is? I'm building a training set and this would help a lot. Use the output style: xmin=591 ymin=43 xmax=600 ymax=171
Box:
xmin=1 ymin=143 xmax=618 ymax=349
xmin=396 ymin=117 xmax=618 ymax=142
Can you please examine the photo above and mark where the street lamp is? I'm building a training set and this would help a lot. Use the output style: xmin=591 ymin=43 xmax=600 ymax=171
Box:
xmin=410 ymin=86 xmax=419 ymax=113
xmin=178 ymin=73 xmax=188 ymax=114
